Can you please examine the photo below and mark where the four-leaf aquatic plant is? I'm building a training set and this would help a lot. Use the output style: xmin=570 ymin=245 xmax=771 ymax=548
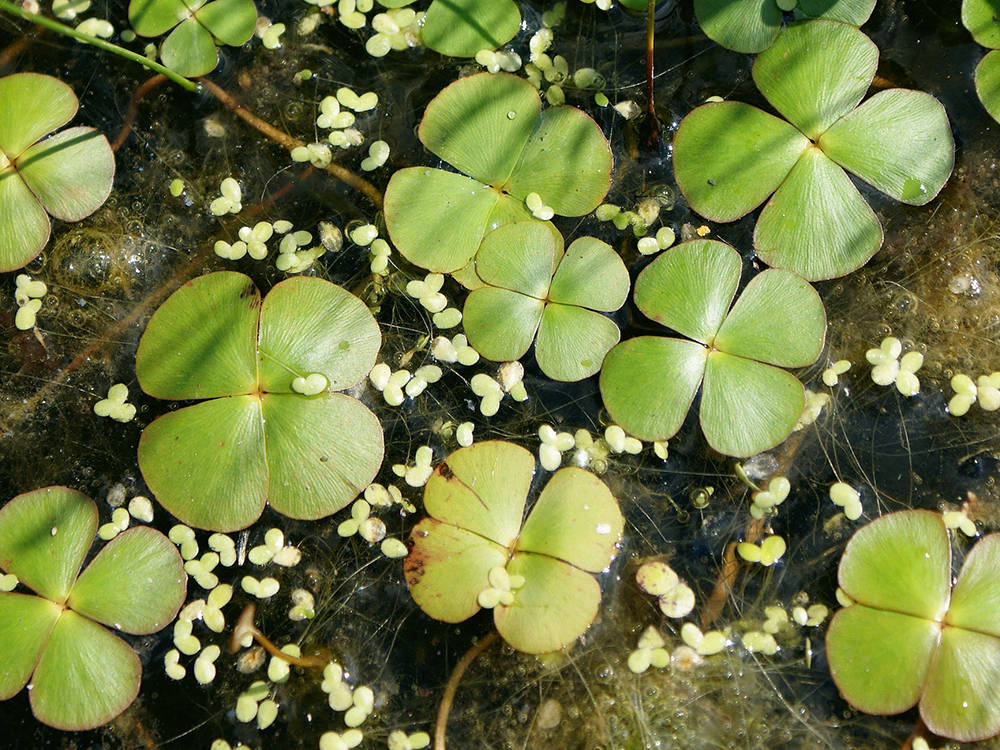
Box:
xmin=827 ymin=510 xmax=1000 ymax=742
xmin=0 ymin=487 xmax=186 ymax=730
xmin=384 ymin=72 xmax=612 ymax=280
xmin=128 ymin=0 xmax=257 ymax=77
xmin=0 ymin=73 xmax=114 ymax=273
xmin=404 ymin=440 xmax=623 ymax=654
xmin=673 ymin=20 xmax=955 ymax=280
xmin=694 ymin=0 xmax=876 ymax=53
xmin=963 ymin=0 xmax=1000 ymax=124
xmin=136 ymin=271 xmax=384 ymax=531
xmin=599 ymin=239 xmax=826 ymax=457
xmin=463 ymin=221 xmax=630 ymax=381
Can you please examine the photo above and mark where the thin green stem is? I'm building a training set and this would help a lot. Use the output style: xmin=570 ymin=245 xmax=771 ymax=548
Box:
xmin=0 ymin=0 xmax=198 ymax=92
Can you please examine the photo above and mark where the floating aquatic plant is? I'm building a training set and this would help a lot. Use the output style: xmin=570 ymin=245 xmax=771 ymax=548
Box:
xmin=828 ymin=510 xmax=1000 ymax=742
xmin=128 ymin=0 xmax=257 ymax=77
xmin=136 ymin=271 xmax=384 ymax=531
xmin=0 ymin=487 xmax=186 ymax=730
xmin=694 ymin=0 xmax=876 ymax=53
xmin=599 ymin=239 xmax=826 ymax=457
xmin=404 ymin=440 xmax=623 ymax=653
xmin=384 ymin=72 xmax=612 ymax=280
xmin=463 ymin=221 xmax=629 ymax=381
xmin=963 ymin=0 xmax=1000 ymax=124
xmin=420 ymin=0 xmax=520 ymax=57
xmin=0 ymin=73 xmax=114 ymax=272
xmin=673 ymin=20 xmax=954 ymax=280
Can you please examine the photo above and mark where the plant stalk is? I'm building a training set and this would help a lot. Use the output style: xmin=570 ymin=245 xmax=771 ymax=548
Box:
xmin=434 ymin=632 xmax=498 ymax=750
xmin=0 ymin=0 xmax=198 ymax=92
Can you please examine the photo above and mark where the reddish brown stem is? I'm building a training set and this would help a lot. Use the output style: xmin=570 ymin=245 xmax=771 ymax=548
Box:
xmin=434 ymin=632 xmax=498 ymax=750
xmin=230 ymin=604 xmax=327 ymax=668
xmin=198 ymin=77 xmax=383 ymax=209
xmin=111 ymin=73 xmax=168 ymax=152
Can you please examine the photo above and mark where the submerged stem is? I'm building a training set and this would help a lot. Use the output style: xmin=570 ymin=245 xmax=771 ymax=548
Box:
xmin=0 ymin=0 xmax=198 ymax=92
xmin=230 ymin=604 xmax=327 ymax=668
xmin=434 ymin=632 xmax=498 ymax=750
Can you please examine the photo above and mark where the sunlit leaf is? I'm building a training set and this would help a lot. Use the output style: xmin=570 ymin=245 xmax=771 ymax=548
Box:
xmin=819 ymin=88 xmax=955 ymax=205
xmin=160 ymin=17 xmax=218 ymax=77
xmin=827 ymin=605 xmax=939 ymax=715
xmin=196 ymin=0 xmax=257 ymax=45
xmin=599 ymin=337 xmax=707 ymax=442
xmin=128 ymin=0 xmax=191 ymax=37
xmin=474 ymin=220 xmax=559 ymax=298
xmin=797 ymin=0 xmax=876 ymax=24
xmin=0 ymin=73 xmax=77 ymax=157
xmin=754 ymin=146 xmax=883 ymax=280
xmin=753 ymin=20 xmax=877 ymax=140
xmin=67 ymin=527 xmax=186 ymax=634
xmin=0 ymin=167 xmax=50 ymax=273
xmin=921 ymin=626 xmax=1000 ymax=742
xmin=0 ymin=487 xmax=96 ymax=602
xmin=963 ymin=0 xmax=1000 ymax=48
xmin=974 ymin=50 xmax=1000 ymax=124
xmin=421 ymin=0 xmax=521 ymax=58
xmin=534 ymin=304 xmax=620 ymax=381
xmin=694 ymin=0 xmax=781 ymax=53
xmin=699 ymin=351 xmax=804 ymax=457
xmin=548 ymin=237 xmax=629 ymax=312
xmin=946 ymin=534 xmax=1000 ymax=636
xmin=0 ymin=593 xmax=60 ymax=699
xmin=462 ymin=286 xmax=544 ymax=362
xmin=29 ymin=610 xmax=140 ymax=731
xmin=673 ymin=102 xmax=808 ymax=222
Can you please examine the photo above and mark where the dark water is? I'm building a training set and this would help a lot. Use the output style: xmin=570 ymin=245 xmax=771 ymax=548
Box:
xmin=2 ymin=1 xmax=1000 ymax=748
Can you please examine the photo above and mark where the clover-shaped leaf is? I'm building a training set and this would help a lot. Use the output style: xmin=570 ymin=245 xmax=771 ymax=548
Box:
xmin=599 ymin=239 xmax=825 ymax=457
xmin=0 ymin=73 xmax=114 ymax=273
xmin=128 ymin=0 xmax=257 ymax=77
xmin=420 ymin=0 xmax=521 ymax=57
xmin=462 ymin=221 xmax=629 ymax=381
xmin=673 ymin=20 xmax=954 ymax=280
xmin=827 ymin=510 xmax=1000 ymax=742
xmin=384 ymin=72 xmax=612 ymax=277
xmin=0 ymin=487 xmax=186 ymax=731
xmin=136 ymin=271 xmax=384 ymax=531
xmin=404 ymin=441 xmax=623 ymax=654
xmin=695 ymin=0 xmax=876 ymax=53
xmin=963 ymin=0 xmax=1000 ymax=123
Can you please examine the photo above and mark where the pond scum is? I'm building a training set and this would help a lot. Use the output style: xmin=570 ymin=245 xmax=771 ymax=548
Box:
xmin=3 ymin=1 xmax=1000 ymax=748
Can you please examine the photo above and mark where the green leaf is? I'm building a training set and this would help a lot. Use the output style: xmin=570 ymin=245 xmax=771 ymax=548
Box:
xmin=494 ymin=552 xmax=600 ymax=654
xmin=534 ymin=304 xmax=620 ymax=382
xmin=384 ymin=168 xmax=505 ymax=273
xmin=0 ymin=168 xmax=50 ymax=273
xmin=0 ymin=73 xmax=77 ymax=157
xmin=423 ymin=441 xmax=535 ymax=548
xmin=633 ymin=239 xmax=741 ymax=344
xmin=421 ymin=0 xmax=521 ymax=58
xmin=920 ymin=626 xmax=1000 ymax=742
xmin=261 ymin=393 xmax=383 ymax=520
xmin=599 ymin=337 xmax=707 ymax=442
xmin=505 ymin=106 xmax=613 ymax=216
xmin=67 ymin=527 xmax=186 ymax=635
xmin=419 ymin=73 xmax=540 ymax=185
xmin=517 ymin=467 xmax=622 ymax=572
xmin=0 ymin=487 xmax=96 ymax=602
xmin=474 ymin=220 xmax=559 ymax=298
xmin=160 ymin=16 xmax=219 ymax=77
xmin=837 ymin=509 xmax=951 ymax=620
xmin=753 ymin=20 xmax=878 ymax=140
xmin=754 ymin=146 xmax=883 ymax=280
xmin=15 ymin=126 xmax=115 ymax=222
xmin=974 ymin=50 xmax=1000 ymax=124
xmin=819 ymin=88 xmax=955 ymax=205
xmin=0 ymin=593 xmax=60 ymax=699
xmin=714 ymin=268 xmax=826 ymax=367
xmin=548 ymin=237 xmax=629 ymax=312
xmin=462 ymin=287 xmax=544 ymax=362
xmin=29 ymin=610 xmax=140 ymax=731
xmin=826 ymin=605 xmax=939 ymax=715
xmin=196 ymin=0 xmax=257 ymax=45
xmin=257 ymin=276 xmax=381 ymax=393
xmin=138 ymin=396 xmax=268 ymax=531
xmin=129 ymin=0 xmax=192 ymax=37
xmin=963 ymin=0 xmax=1000 ymax=48
xmin=947 ymin=534 xmax=1000 ymax=635
xmin=673 ymin=102 xmax=808 ymax=222
xmin=693 ymin=0 xmax=781 ymax=54
xmin=798 ymin=0 xmax=876 ymax=23
xmin=700 ymin=351 xmax=804 ymax=457
xmin=136 ymin=271 xmax=259 ymax=400
xmin=404 ymin=518 xmax=508 ymax=623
